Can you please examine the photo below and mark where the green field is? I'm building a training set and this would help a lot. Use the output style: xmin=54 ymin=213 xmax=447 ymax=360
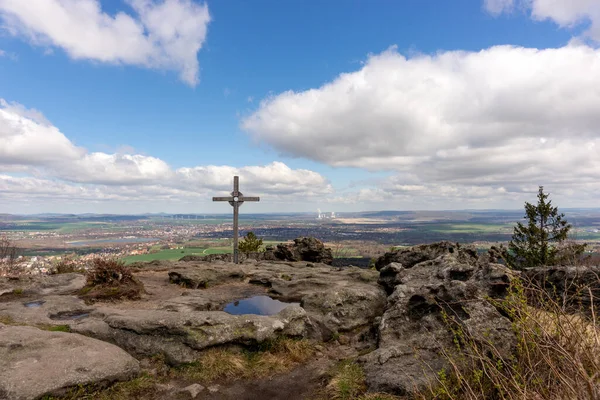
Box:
xmin=122 ymin=247 xmax=232 ymax=264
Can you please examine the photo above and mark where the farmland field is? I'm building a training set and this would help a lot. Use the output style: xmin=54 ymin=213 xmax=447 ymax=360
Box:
xmin=122 ymin=247 xmax=232 ymax=264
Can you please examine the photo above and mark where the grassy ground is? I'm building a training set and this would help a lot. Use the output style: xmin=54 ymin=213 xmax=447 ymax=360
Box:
xmin=122 ymin=247 xmax=231 ymax=264
xmin=45 ymin=338 xmax=316 ymax=400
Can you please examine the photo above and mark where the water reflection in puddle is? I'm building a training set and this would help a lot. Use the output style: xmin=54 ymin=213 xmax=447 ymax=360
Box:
xmin=23 ymin=300 xmax=46 ymax=308
xmin=223 ymin=296 xmax=299 ymax=316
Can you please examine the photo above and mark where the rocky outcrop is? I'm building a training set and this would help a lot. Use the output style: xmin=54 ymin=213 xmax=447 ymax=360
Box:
xmin=0 ymin=324 xmax=139 ymax=400
xmin=168 ymin=266 xmax=246 ymax=288
xmin=177 ymin=237 xmax=333 ymax=265
xmin=523 ymin=265 xmax=600 ymax=312
xmin=71 ymin=306 xmax=308 ymax=365
xmin=361 ymin=243 xmax=516 ymax=396
xmin=168 ymin=261 xmax=385 ymax=340
xmin=0 ymin=273 xmax=85 ymax=298
xmin=272 ymin=237 xmax=333 ymax=265
xmin=374 ymin=241 xmax=479 ymax=271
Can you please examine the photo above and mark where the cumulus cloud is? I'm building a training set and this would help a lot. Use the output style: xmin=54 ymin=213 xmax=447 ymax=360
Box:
xmin=0 ymin=99 xmax=332 ymax=209
xmin=483 ymin=0 xmax=515 ymax=15
xmin=0 ymin=99 xmax=84 ymax=165
xmin=242 ymin=45 xmax=600 ymax=202
xmin=485 ymin=0 xmax=600 ymax=42
xmin=0 ymin=0 xmax=210 ymax=85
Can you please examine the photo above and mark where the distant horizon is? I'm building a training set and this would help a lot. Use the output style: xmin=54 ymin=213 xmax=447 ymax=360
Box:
xmin=3 ymin=208 xmax=600 ymax=218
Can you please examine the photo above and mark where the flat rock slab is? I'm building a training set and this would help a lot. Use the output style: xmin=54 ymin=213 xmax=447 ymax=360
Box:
xmin=0 ymin=324 xmax=139 ymax=400
xmin=0 ymin=295 xmax=94 ymax=328
xmin=168 ymin=261 xmax=386 ymax=337
xmin=71 ymin=305 xmax=309 ymax=365
xmin=0 ymin=273 xmax=85 ymax=298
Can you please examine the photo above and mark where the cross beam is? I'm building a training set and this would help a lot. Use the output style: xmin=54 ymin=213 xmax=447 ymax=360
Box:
xmin=212 ymin=176 xmax=260 ymax=264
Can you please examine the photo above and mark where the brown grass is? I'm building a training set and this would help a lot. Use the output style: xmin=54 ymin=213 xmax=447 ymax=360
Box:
xmin=322 ymin=360 xmax=401 ymax=400
xmin=79 ymin=258 xmax=144 ymax=303
xmin=418 ymin=277 xmax=600 ymax=400
xmin=175 ymin=337 xmax=315 ymax=383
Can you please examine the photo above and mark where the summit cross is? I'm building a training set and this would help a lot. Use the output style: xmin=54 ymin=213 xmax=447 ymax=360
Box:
xmin=212 ymin=176 xmax=260 ymax=264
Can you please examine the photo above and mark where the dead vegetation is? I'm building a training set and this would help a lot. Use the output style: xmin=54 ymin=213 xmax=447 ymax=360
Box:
xmin=417 ymin=277 xmax=600 ymax=400
xmin=44 ymin=337 xmax=316 ymax=400
xmin=52 ymin=255 xmax=84 ymax=274
xmin=0 ymin=235 xmax=20 ymax=276
xmin=78 ymin=258 xmax=145 ymax=303
xmin=175 ymin=337 xmax=315 ymax=383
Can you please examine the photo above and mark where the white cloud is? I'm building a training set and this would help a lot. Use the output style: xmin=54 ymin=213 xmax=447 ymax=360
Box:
xmin=483 ymin=0 xmax=515 ymax=15
xmin=0 ymin=0 xmax=210 ymax=85
xmin=0 ymin=99 xmax=84 ymax=165
xmin=0 ymin=99 xmax=332 ymax=210
xmin=242 ymin=44 xmax=600 ymax=205
xmin=176 ymin=162 xmax=333 ymax=196
xmin=485 ymin=0 xmax=600 ymax=42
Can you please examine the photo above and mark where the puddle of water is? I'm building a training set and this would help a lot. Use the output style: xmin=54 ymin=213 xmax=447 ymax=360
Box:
xmin=49 ymin=311 xmax=90 ymax=320
xmin=23 ymin=300 xmax=46 ymax=308
xmin=223 ymin=296 xmax=299 ymax=316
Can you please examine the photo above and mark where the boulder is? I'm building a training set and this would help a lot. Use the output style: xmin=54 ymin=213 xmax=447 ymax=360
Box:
xmin=523 ymin=265 xmax=600 ymax=313
xmin=272 ymin=237 xmax=334 ymax=265
xmin=168 ymin=266 xmax=246 ymax=288
xmin=374 ymin=241 xmax=478 ymax=271
xmin=361 ymin=242 xmax=516 ymax=396
xmin=71 ymin=305 xmax=309 ymax=365
xmin=0 ymin=325 xmax=139 ymax=400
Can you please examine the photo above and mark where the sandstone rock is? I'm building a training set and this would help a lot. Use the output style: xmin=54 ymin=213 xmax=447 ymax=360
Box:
xmin=0 ymin=295 xmax=94 ymax=329
xmin=0 ymin=325 xmax=139 ymax=400
xmin=168 ymin=267 xmax=245 ymax=288
xmin=374 ymin=241 xmax=478 ymax=271
xmin=0 ymin=273 xmax=85 ymax=298
xmin=523 ymin=265 xmax=600 ymax=312
xmin=72 ymin=305 xmax=309 ymax=365
xmin=272 ymin=237 xmax=333 ymax=265
xmin=361 ymin=243 xmax=516 ymax=396
xmin=166 ymin=261 xmax=385 ymax=339
xmin=180 ymin=383 xmax=205 ymax=398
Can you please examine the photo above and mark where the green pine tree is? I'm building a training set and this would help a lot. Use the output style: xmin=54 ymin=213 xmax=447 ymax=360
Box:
xmin=507 ymin=186 xmax=571 ymax=269
xmin=238 ymin=232 xmax=263 ymax=254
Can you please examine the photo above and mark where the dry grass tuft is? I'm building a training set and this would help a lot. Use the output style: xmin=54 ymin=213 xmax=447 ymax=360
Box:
xmin=79 ymin=258 xmax=144 ymax=303
xmin=326 ymin=361 xmax=367 ymax=400
xmin=419 ymin=277 xmax=600 ymax=400
xmin=323 ymin=360 xmax=401 ymax=400
xmin=176 ymin=337 xmax=315 ymax=383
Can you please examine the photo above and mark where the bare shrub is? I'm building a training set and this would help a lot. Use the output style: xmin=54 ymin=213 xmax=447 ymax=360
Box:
xmin=419 ymin=277 xmax=600 ymax=400
xmin=0 ymin=235 xmax=20 ymax=275
xmin=52 ymin=255 xmax=83 ymax=274
xmin=79 ymin=258 xmax=144 ymax=302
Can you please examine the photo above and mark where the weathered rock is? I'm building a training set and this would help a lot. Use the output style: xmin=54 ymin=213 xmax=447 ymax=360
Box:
xmin=168 ymin=267 xmax=245 ymax=288
xmin=272 ymin=237 xmax=334 ymax=265
xmin=374 ymin=241 xmax=478 ymax=271
xmin=179 ymin=383 xmax=205 ymax=398
xmin=0 ymin=273 xmax=85 ymax=298
xmin=361 ymin=243 xmax=516 ymax=396
xmin=523 ymin=265 xmax=600 ymax=312
xmin=71 ymin=305 xmax=309 ymax=365
xmin=167 ymin=261 xmax=385 ymax=339
xmin=0 ymin=295 xmax=94 ymax=328
xmin=0 ymin=325 xmax=139 ymax=400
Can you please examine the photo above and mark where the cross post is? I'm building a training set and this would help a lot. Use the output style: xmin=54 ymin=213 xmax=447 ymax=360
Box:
xmin=212 ymin=176 xmax=260 ymax=264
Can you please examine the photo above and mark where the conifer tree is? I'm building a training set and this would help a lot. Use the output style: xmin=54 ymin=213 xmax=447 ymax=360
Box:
xmin=238 ymin=232 xmax=263 ymax=254
xmin=507 ymin=186 xmax=571 ymax=269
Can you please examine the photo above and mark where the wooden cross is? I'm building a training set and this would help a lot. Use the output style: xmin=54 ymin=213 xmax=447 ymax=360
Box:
xmin=212 ymin=176 xmax=260 ymax=264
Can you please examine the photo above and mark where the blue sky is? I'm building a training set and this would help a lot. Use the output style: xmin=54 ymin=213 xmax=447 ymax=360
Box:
xmin=0 ymin=0 xmax=599 ymax=214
